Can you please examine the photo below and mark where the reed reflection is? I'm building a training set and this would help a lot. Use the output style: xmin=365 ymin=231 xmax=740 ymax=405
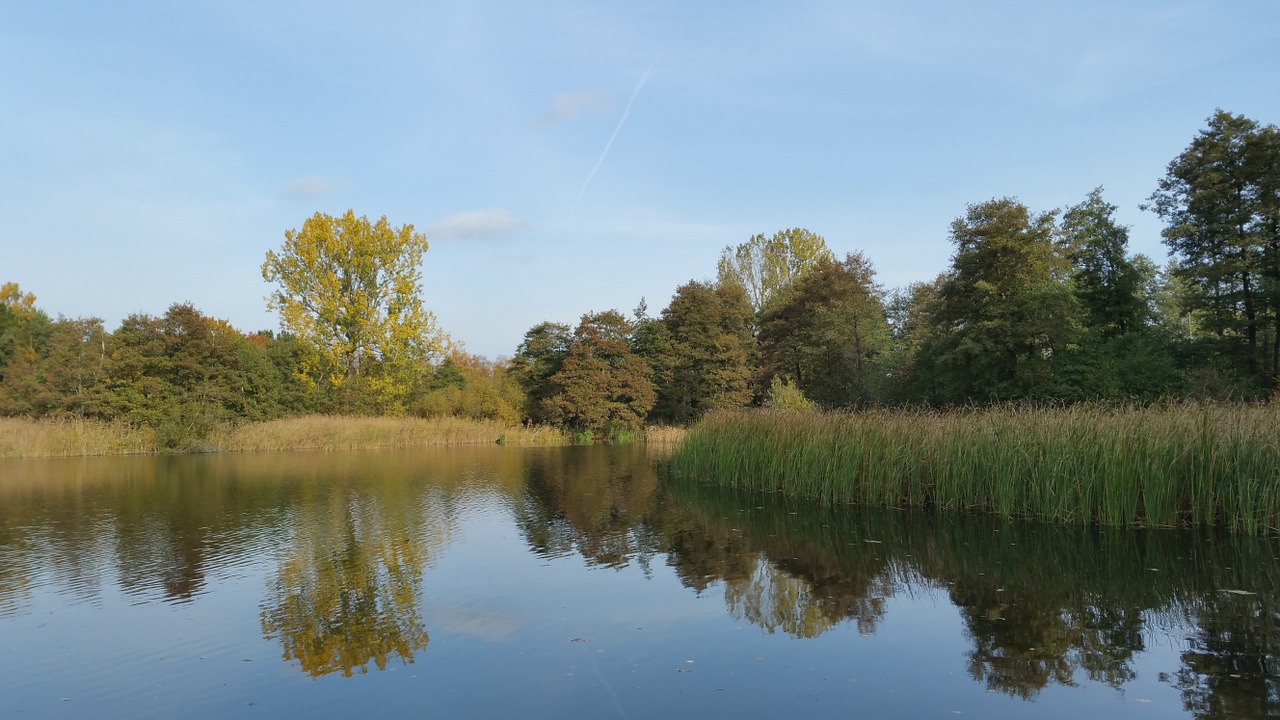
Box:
xmin=657 ymin=480 xmax=1280 ymax=713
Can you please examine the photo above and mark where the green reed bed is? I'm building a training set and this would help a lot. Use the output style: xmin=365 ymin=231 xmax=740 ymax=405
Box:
xmin=667 ymin=405 xmax=1280 ymax=533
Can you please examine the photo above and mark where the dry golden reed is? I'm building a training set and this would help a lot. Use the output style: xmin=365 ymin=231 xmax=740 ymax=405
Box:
xmin=1 ymin=414 xmax=694 ymax=459
xmin=208 ymin=415 xmax=569 ymax=452
xmin=0 ymin=417 xmax=156 ymax=458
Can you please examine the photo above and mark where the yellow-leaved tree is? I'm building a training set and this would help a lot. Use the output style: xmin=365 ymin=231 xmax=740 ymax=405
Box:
xmin=262 ymin=210 xmax=448 ymax=414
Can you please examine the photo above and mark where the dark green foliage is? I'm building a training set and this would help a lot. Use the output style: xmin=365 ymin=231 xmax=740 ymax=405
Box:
xmin=1147 ymin=110 xmax=1280 ymax=390
xmin=24 ymin=317 xmax=109 ymax=418
xmin=1063 ymin=188 xmax=1149 ymax=337
xmin=509 ymin=321 xmax=572 ymax=424
xmin=259 ymin=331 xmax=324 ymax=416
xmin=0 ymin=289 xmax=54 ymax=414
xmin=882 ymin=275 xmax=948 ymax=404
xmin=759 ymin=253 xmax=890 ymax=408
xmin=0 ymin=315 xmax=105 ymax=417
xmin=427 ymin=356 xmax=467 ymax=391
xmin=541 ymin=310 xmax=656 ymax=437
xmin=644 ymin=281 xmax=756 ymax=423
xmin=0 ymin=295 xmax=318 ymax=448
xmin=100 ymin=304 xmax=307 ymax=447
xmin=918 ymin=198 xmax=1081 ymax=404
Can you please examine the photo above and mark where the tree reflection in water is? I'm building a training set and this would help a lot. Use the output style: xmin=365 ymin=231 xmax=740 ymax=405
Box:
xmin=513 ymin=445 xmax=664 ymax=571
xmin=258 ymin=464 xmax=466 ymax=678
xmin=514 ymin=455 xmax=1280 ymax=714
xmin=2 ymin=447 xmax=1277 ymax=712
xmin=1175 ymin=591 xmax=1280 ymax=718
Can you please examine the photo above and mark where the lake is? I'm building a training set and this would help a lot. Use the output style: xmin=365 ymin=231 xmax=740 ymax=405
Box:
xmin=1 ymin=445 xmax=1276 ymax=718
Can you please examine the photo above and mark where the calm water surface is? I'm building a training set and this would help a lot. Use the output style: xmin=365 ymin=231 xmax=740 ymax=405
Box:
xmin=1 ymin=445 xmax=1276 ymax=718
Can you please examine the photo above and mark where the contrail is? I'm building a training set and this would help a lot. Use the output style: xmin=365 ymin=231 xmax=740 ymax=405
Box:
xmin=570 ymin=57 xmax=656 ymax=216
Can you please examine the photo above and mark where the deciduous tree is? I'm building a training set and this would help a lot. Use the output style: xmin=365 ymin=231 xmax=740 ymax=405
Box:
xmin=1062 ymin=188 xmax=1149 ymax=337
xmin=262 ymin=210 xmax=448 ymax=413
xmin=541 ymin=311 xmax=655 ymax=437
xmin=647 ymin=281 xmax=756 ymax=423
xmin=759 ymin=253 xmax=890 ymax=408
xmin=509 ymin=321 xmax=573 ymax=424
xmin=716 ymin=228 xmax=834 ymax=314
xmin=1147 ymin=110 xmax=1280 ymax=389
xmin=921 ymin=198 xmax=1080 ymax=404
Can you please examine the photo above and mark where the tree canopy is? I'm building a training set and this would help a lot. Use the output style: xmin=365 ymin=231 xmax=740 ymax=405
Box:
xmin=541 ymin=311 xmax=655 ymax=437
xmin=645 ymin=280 xmax=756 ymax=423
xmin=759 ymin=253 xmax=890 ymax=408
xmin=921 ymin=198 xmax=1079 ymax=404
xmin=716 ymin=228 xmax=834 ymax=315
xmin=262 ymin=210 xmax=448 ymax=413
xmin=1147 ymin=110 xmax=1280 ymax=389
xmin=5 ymin=108 xmax=1280 ymax=436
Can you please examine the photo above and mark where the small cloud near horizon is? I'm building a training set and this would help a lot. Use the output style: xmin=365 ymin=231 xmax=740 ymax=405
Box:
xmin=535 ymin=91 xmax=613 ymax=127
xmin=429 ymin=208 xmax=531 ymax=241
xmin=281 ymin=175 xmax=353 ymax=199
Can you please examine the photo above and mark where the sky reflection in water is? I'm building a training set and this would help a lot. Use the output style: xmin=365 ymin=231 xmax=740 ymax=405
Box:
xmin=0 ymin=446 xmax=1276 ymax=718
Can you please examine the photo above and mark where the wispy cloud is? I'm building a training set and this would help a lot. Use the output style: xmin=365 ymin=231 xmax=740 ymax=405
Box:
xmin=535 ymin=90 xmax=614 ymax=127
xmin=571 ymin=57 xmax=657 ymax=216
xmin=429 ymin=208 xmax=531 ymax=241
xmin=281 ymin=175 xmax=353 ymax=199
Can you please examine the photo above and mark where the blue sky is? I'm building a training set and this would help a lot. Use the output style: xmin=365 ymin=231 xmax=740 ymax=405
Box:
xmin=4 ymin=1 xmax=1279 ymax=358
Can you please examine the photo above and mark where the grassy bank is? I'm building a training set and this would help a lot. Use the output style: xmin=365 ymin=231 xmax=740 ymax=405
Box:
xmin=0 ymin=415 xmax=570 ymax=458
xmin=1 ymin=415 xmax=687 ymax=458
xmin=667 ymin=405 xmax=1280 ymax=533
xmin=0 ymin=417 xmax=156 ymax=458
xmin=209 ymin=415 xmax=569 ymax=452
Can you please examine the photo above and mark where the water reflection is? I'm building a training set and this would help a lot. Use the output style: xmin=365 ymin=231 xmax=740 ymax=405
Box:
xmin=508 ymin=453 xmax=1280 ymax=714
xmin=1 ymin=447 xmax=1278 ymax=714
xmin=513 ymin=445 xmax=662 ymax=570
xmin=0 ymin=449 xmax=521 ymax=677
xmin=259 ymin=485 xmax=435 ymax=677
xmin=652 ymin=481 xmax=1280 ymax=716
xmin=1176 ymin=590 xmax=1280 ymax=717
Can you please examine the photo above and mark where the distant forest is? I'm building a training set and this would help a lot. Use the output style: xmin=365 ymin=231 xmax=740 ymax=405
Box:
xmin=2 ymin=110 xmax=1277 ymax=443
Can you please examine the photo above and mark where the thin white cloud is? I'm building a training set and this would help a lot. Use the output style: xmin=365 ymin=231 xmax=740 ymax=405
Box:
xmin=535 ymin=91 xmax=613 ymax=127
xmin=571 ymin=57 xmax=656 ymax=216
xmin=281 ymin=175 xmax=353 ymax=199
xmin=429 ymin=208 xmax=531 ymax=241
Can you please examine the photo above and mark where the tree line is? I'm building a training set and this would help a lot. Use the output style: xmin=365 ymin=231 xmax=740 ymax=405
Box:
xmin=2 ymin=110 xmax=1277 ymax=441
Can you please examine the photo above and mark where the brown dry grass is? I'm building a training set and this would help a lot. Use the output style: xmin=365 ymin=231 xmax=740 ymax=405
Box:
xmin=0 ymin=417 xmax=156 ymax=458
xmin=208 ymin=414 xmax=569 ymax=452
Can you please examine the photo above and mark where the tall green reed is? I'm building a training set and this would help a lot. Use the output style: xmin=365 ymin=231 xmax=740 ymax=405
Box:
xmin=667 ymin=404 xmax=1280 ymax=534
